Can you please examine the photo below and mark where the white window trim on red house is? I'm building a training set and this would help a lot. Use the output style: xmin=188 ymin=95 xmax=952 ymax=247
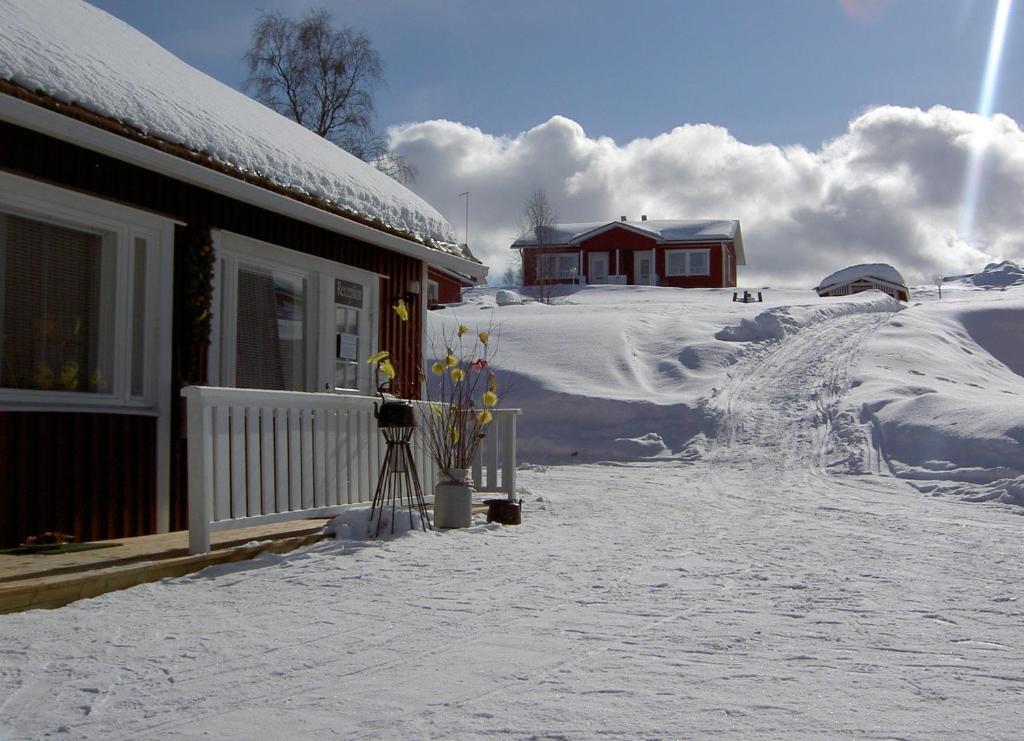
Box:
xmin=0 ymin=169 xmax=177 ymax=530
xmin=537 ymin=251 xmax=582 ymax=280
xmin=209 ymin=230 xmax=382 ymax=396
xmin=664 ymin=248 xmax=711 ymax=277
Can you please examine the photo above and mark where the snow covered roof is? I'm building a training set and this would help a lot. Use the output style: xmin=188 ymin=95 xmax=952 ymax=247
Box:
xmin=816 ymin=263 xmax=907 ymax=292
xmin=0 ymin=0 xmax=475 ymax=270
xmin=946 ymin=261 xmax=1024 ymax=289
xmin=511 ymin=219 xmax=745 ymax=265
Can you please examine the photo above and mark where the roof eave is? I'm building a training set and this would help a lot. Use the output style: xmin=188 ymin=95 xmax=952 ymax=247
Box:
xmin=0 ymin=91 xmax=487 ymax=281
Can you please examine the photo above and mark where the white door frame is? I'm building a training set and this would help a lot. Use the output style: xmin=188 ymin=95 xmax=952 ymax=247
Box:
xmin=634 ymin=250 xmax=655 ymax=286
xmin=588 ymin=251 xmax=609 ymax=284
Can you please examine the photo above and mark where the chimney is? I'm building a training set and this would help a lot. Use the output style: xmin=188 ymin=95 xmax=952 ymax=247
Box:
xmin=641 ymin=215 xmax=647 ymax=221
xmin=620 ymin=215 xmax=627 ymax=222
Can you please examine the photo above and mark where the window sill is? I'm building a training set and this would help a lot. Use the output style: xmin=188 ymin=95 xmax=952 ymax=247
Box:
xmin=0 ymin=400 xmax=159 ymax=416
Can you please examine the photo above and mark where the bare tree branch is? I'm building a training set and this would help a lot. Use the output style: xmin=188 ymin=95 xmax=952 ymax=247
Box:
xmin=243 ymin=8 xmax=416 ymax=183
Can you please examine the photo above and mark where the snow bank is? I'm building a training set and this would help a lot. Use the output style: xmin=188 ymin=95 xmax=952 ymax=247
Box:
xmin=435 ymin=283 xmax=1024 ymax=507
xmin=715 ymin=290 xmax=903 ymax=342
xmin=0 ymin=0 xmax=458 ymax=250
xmin=947 ymin=260 xmax=1024 ymax=288
xmin=836 ymin=286 xmax=1024 ymax=501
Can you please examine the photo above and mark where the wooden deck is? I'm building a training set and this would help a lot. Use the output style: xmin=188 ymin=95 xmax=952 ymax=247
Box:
xmin=0 ymin=520 xmax=331 ymax=614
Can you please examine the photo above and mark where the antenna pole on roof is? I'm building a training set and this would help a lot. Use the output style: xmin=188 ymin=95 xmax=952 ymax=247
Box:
xmin=458 ymin=191 xmax=470 ymax=248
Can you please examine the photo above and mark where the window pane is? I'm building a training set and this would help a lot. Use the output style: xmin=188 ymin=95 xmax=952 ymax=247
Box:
xmin=0 ymin=213 xmax=115 ymax=393
xmin=130 ymin=237 xmax=147 ymax=397
xmin=558 ymin=254 xmax=578 ymax=278
xmin=334 ymin=305 xmax=360 ymax=390
xmin=236 ymin=265 xmax=306 ymax=391
xmin=666 ymin=252 xmax=686 ymax=275
xmin=689 ymin=251 xmax=708 ymax=275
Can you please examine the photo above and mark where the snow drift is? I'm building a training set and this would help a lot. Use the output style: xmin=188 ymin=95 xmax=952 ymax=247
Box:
xmin=433 ymin=283 xmax=1024 ymax=506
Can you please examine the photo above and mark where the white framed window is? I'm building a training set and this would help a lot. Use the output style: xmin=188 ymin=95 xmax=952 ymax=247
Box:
xmin=210 ymin=231 xmax=380 ymax=394
xmin=427 ymin=279 xmax=440 ymax=305
xmin=0 ymin=171 xmax=174 ymax=410
xmin=665 ymin=248 xmax=710 ymax=277
xmin=537 ymin=252 xmax=580 ymax=280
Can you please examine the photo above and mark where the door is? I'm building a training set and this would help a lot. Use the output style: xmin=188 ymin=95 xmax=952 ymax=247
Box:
xmin=319 ymin=274 xmax=375 ymax=393
xmin=589 ymin=252 xmax=609 ymax=284
xmin=634 ymin=251 xmax=654 ymax=286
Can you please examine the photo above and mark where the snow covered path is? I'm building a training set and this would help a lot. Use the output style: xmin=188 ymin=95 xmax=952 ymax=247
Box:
xmin=2 ymin=310 xmax=1023 ymax=739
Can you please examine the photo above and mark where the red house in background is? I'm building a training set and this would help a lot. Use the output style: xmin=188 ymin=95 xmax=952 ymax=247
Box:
xmin=427 ymin=244 xmax=480 ymax=307
xmin=513 ymin=217 xmax=745 ymax=288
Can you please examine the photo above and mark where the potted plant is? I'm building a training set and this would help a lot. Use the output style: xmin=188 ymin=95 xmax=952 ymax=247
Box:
xmin=367 ymin=308 xmax=501 ymax=528
xmin=419 ymin=324 xmax=498 ymax=526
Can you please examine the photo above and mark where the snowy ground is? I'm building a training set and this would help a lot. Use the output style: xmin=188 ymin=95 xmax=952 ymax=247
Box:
xmin=2 ymin=279 xmax=1023 ymax=739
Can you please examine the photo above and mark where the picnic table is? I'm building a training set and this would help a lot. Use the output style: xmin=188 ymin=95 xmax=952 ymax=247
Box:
xmin=732 ymin=288 xmax=764 ymax=303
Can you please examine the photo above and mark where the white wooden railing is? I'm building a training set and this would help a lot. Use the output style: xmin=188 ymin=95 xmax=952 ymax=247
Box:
xmin=182 ymin=386 xmax=520 ymax=554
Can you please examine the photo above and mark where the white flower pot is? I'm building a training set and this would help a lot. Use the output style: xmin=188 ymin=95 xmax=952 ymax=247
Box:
xmin=433 ymin=468 xmax=473 ymax=528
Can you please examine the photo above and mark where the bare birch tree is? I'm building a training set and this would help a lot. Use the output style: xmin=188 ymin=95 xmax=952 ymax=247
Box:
xmin=519 ymin=188 xmax=561 ymax=303
xmin=243 ymin=9 xmax=416 ymax=183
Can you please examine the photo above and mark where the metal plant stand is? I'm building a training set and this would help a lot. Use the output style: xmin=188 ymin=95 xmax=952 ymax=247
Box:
xmin=369 ymin=400 xmax=432 ymax=537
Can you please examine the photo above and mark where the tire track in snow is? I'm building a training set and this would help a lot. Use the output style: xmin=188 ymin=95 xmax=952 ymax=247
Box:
xmin=709 ymin=311 xmax=893 ymax=475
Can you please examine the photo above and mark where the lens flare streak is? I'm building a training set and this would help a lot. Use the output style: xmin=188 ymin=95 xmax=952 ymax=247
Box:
xmin=958 ymin=0 xmax=1014 ymax=242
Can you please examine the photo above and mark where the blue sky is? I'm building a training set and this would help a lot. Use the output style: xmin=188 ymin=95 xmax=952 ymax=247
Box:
xmin=85 ymin=0 xmax=1024 ymax=283
xmin=90 ymin=0 xmax=1020 ymax=149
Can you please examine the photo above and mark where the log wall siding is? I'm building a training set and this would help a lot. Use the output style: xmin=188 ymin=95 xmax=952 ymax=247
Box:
xmin=0 ymin=412 xmax=156 ymax=547
xmin=0 ymin=121 xmax=428 ymax=544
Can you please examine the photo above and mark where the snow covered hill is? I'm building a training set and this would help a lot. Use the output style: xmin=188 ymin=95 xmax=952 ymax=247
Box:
xmin=435 ymin=283 xmax=1024 ymax=506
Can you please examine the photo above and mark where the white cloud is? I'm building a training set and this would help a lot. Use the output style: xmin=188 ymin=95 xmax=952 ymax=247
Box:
xmin=389 ymin=106 xmax=1024 ymax=287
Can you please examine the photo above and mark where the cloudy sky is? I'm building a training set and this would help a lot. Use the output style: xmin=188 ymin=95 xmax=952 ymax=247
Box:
xmin=90 ymin=0 xmax=1024 ymax=286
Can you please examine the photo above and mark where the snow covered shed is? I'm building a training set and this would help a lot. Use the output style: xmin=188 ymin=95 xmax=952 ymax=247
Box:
xmin=511 ymin=217 xmax=745 ymax=288
xmin=0 ymin=0 xmax=486 ymax=548
xmin=815 ymin=264 xmax=910 ymax=302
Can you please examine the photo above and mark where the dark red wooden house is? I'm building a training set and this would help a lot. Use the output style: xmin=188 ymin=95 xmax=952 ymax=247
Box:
xmin=513 ymin=216 xmax=745 ymax=289
xmin=0 ymin=1 xmax=486 ymax=547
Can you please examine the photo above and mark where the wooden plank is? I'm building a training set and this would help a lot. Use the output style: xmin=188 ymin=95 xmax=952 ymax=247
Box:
xmin=213 ymin=405 xmax=230 ymax=521
xmin=486 ymin=424 xmax=499 ymax=490
xmin=246 ymin=406 xmax=262 ymax=516
xmin=230 ymin=406 xmax=247 ymax=519
xmin=274 ymin=408 xmax=289 ymax=513
xmin=301 ymin=409 xmax=315 ymax=510
xmin=313 ymin=409 xmax=327 ymax=508
xmin=260 ymin=406 xmax=275 ymax=515
xmin=288 ymin=408 xmax=302 ymax=512
xmin=345 ymin=412 xmax=357 ymax=503
xmin=501 ymin=412 xmax=518 ymax=497
xmin=187 ymin=401 xmax=214 ymax=554
xmin=325 ymin=410 xmax=338 ymax=506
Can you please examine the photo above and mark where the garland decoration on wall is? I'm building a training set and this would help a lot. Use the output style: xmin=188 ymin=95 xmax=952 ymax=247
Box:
xmin=179 ymin=228 xmax=215 ymax=384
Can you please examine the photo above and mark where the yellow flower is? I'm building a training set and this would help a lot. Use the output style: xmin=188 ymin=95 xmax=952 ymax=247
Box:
xmin=89 ymin=368 xmax=107 ymax=391
xmin=445 ymin=352 xmax=458 ymax=367
xmin=379 ymin=359 xmax=396 ymax=379
xmin=429 ymin=403 xmax=443 ymax=415
xmin=393 ymin=299 xmax=409 ymax=322
xmin=366 ymin=350 xmax=389 ymax=364
xmin=59 ymin=361 xmax=79 ymax=390
xmin=450 ymin=368 xmax=464 ymax=382
xmin=483 ymin=390 xmax=497 ymax=408
xmin=476 ymin=410 xmax=493 ymax=426
xmin=431 ymin=361 xmax=445 ymax=375
xmin=478 ymin=330 xmax=489 ymax=344
xmin=458 ymin=324 xmax=470 ymax=337
xmin=449 ymin=426 xmax=461 ymax=442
